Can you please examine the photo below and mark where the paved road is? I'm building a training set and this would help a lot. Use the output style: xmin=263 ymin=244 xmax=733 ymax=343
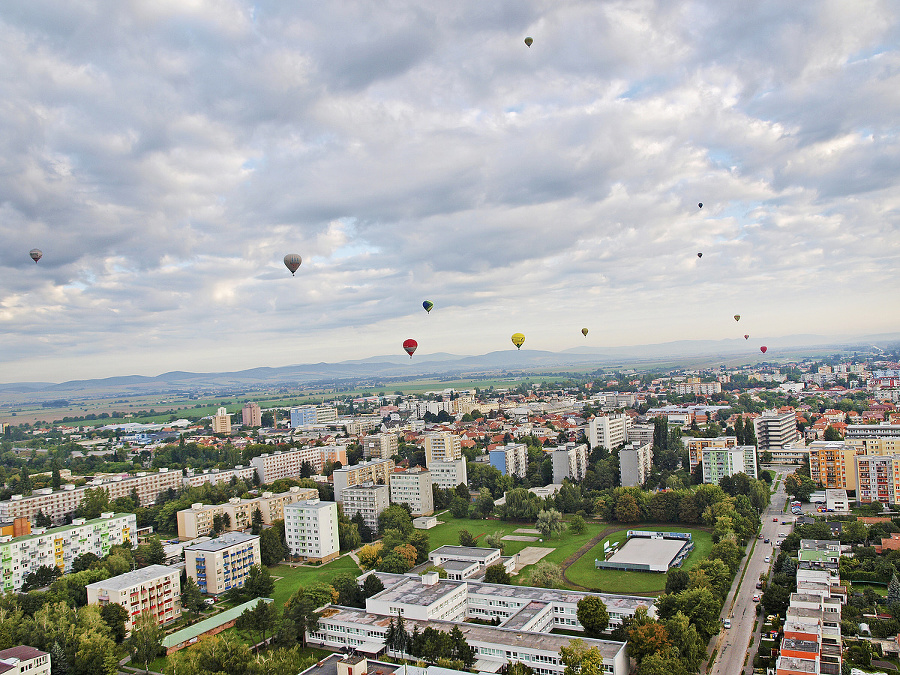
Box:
xmin=706 ymin=465 xmax=794 ymax=675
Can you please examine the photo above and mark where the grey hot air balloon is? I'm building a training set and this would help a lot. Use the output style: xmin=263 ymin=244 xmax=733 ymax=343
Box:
xmin=283 ymin=254 xmax=302 ymax=276
xmin=29 ymin=249 xmax=42 ymax=263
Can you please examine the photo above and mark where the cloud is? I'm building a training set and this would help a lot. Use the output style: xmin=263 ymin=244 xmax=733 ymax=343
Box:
xmin=0 ymin=0 xmax=898 ymax=382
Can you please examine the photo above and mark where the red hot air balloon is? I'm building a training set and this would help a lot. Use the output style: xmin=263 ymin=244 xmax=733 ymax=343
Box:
xmin=760 ymin=346 xmax=767 ymax=354
xmin=744 ymin=334 xmax=749 ymax=340
xmin=403 ymin=339 xmax=418 ymax=358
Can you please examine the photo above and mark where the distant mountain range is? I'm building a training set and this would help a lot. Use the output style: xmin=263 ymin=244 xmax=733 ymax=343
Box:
xmin=0 ymin=332 xmax=897 ymax=402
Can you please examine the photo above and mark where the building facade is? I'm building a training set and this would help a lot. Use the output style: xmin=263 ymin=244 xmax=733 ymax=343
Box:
xmin=701 ymin=445 xmax=758 ymax=484
xmin=363 ymin=433 xmax=399 ymax=460
xmin=212 ymin=407 xmax=232 ymax=435
xmin=283 ymin=499 xmax=340 ymax=563
xmin=619 ymin=441 xmax=653 ymax=487
xmin=332 ymin=459 xmax=394 ymax=503
xmin=0 ymin=512 xmax=135 ymax=592
xmin=424 ymin=433 xmax=462 ymax=463
xmin=86 ymin=564 xmax=181 ymax=634
xmin=241 ymin=403 xmax=262 ymax=427
xmin=551 ymin=443 xmax=588 ymax=484
xmin=427 ymin=459 xmax=468 ymax=491
xmin=184 ymin=532 xmax=262 ymax=596
xmin=340 ymin=483 xmax=390 ymax=534
xmin=754 ymin=410 xmax=800 ymax=451
xmin=489 ymin=443 xmax=528 ymax=478
xmin=808 ymin=441 xmax=855 ymax=490
xmin=0 ymin=647 xmax=51 ymax=675
xmin=587 ymin=413 xmax=629 ymax=450
xmin=389 ymin=467 xmax=434 ymax=516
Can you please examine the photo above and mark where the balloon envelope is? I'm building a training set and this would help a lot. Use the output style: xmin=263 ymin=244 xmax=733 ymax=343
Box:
xmin=422 ymin=300 xmax=434 ymax=314
xmin=403 ymin=339 xmax=417 ymax=358
xmin=760 ymin=346 xmax=767 ymax=354
xmin=744 ymin=334 xmax=749 ymax=340
xmin=698 ymin=203 xmax=703 ymax=209
xmin=511 ymin=333 xmax=525 ymax=350
xmin=581 ymin=328 xmax=589 ymax=337
xmin=29 ymin=249 xmax=42 ymax=263
xmin=733 ymin=315 xmax=741 ymax=322
xmin=283 ymin=254 xmax=302 ymax=275
xmin=524 ymin=36 xmax=533 ymax=47
xmin=697 ymin=252 xmax=702 ymax=258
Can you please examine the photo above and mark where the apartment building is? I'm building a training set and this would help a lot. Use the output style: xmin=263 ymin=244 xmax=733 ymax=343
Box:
xmin=0 ymin=469 xmax=180 ymax=525
xmin=389 ymin=467 xmax=434 ymax=516
xmin=332 ymin=459 xmax=394 ymax=503
xmin=587 ymin=413 xmax=629 ymax=450
xmin=86 ymin=564 xmax=181 ymax=634
xmin=489 ymin=443 xmax=528 ymax=478
xmin=855 ymin=456 xmax=900 ymax=504
xmin=250 ymin=446 xmax=347 ymax=483
xmin=184 ymin=532 xmax=261 ymax=596
xmin=808 ymin=441 xmax=856 ymax=490
xmin=283 ymin=499 xmax=340 ymax=563
xmin=0 ymin=647 xmax=51 ymax=675
xmin=846 ymin=423 xmax=900 ymax=439
xmin=176 ymin=486 xmax=319 ymax=539
xmin=241 ymin=402 xmax=262 ymax=427
xmin=674 ymin=381 xmax=722 ymax=396
xmin=0 ymin=512 xmax=135 ymax=592
xmin=340 ymin=483 xmax=390 ymax=534
xmin=290 ymin=406 xmax=318 ymax=427
xmin=212 ymin=407 xmax=232 ymax=435
xmin=427 ymin=459 xmax=468 ymax=491
xmin=550 ymin=443 xmax=588 ymax=484
xmin=424 ymin=433 xmax=462 ymax=463
xmin=701 ymin=445 xmax=758 ymax=484
xmin=619 ymin=441 xmax=653 ymax=487
xmin=343 ymin=416 xmax=383 ymax=436
xmin=685 ymin=436 xmax=738 ymax=473
xmin=363 ymin=433 xmax=399 ymax=460
xmin=754 ymin=410 xmax=800 ymax=451
xmin=182 ymin=465 xmax=257 ymax=489
xmin=626 ymin=424 xmax=654 ymax=447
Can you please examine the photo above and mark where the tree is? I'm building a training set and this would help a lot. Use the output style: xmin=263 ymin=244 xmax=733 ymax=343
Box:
xmin=362 ymin=574 xmax=384 ymax=598
xmin=568 ymin=515 xmax=586 ymax=535
xmin=74 ymin=487 xmax=111 ymax=520
xmin=135 ymin=537 xmax=166 ymax=567
xmin=34 ymin=510 xmax=53 ymax=528
xmin=408 ymin=531 xmax=430 ymax=563
xmin=614 ymin=494 xmax=642 ymax=522
xmin=485 ymin=563 xmax=511 ymax=585
xmin=126 ymin=611 xmax=164 ymax=674
xmin=72 ymin=552 xmax=100 ymax=573
xmin=665 ymin=568 xmax=689 ymax=595
xmin=576 ymin=596 xmax=609 ymax=637
xmin=378 ymin=505 xmax=413 ymax=536
xmin=166 ymin=634 xmax=261 ymax=675
xmin=484 ymin=531 xmax=505 ymax=552
xmin=338 ymin=519 xmax=362 ymax=552
xmin=475 ymin=488 xmax=495 ymax=519
xmin=244 ymin=565 xmax=275 ymax=599
xmin=636 ymin=654 xmax=690 ymax=675
xmin=251 ymin=507 xmax=264 ymax=535
xmin=888 ymin=573 xmax=900 ymax=606
xmin=530 ymin=561 xmax=563 ymax=588
xmin=22 ymin=564 xmax=61 ymax=591
xmin=358 ymin=543 xmax=383 ymax=570
xmin=627 ymin=621 xmax=672 ymax=664
xmin=449 ymin=496 xmax=470 ymax=518
xmin=283 ymin=589 xmax=322 ymax=648
xmin=74 ymin=628 xmax=118 ymax=675
xmin=260 ymin=526 xmax=287 ymax=566
xmin=180 ymin=576 xmax=205 ymax=620
xmin=560 ymin=639 xmax=605 ymax=675
xmin=536 ymin=508 xmax=563 ymax=538
xmin=236 ymin=599 xmax=279 ymax=652
xmin=824 ymin=425 xmax=843 ymax=441
xmin=458 ymin=530 xmax=477 ymax=547
xmin=50 ymin=641 xmax=68 ymax=675
xmin=99 ymin=602 xmax=129 ymax=643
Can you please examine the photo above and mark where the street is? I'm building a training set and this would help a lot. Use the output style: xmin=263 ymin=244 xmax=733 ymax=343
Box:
xmin=706 ymin=466 xmax=793 ymax=675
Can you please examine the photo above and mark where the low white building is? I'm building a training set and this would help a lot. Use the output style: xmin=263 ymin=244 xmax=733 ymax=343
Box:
xmin=0 ymin=647 xmax=51 ymax=675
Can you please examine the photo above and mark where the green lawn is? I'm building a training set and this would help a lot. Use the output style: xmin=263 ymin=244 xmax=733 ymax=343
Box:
xmin=564 ymin=526 xmax=714 ymax=594
xmin=269 ymin=554 xmax=362 ymax=607
xmin=424 ymin=513 xmax=609 ymax=586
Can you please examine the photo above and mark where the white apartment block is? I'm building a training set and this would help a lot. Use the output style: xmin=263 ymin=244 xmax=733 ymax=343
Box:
xmin=389 ymin=467 xmax=434 ymax=516
xmin=428 ymin=459 xmax=468 ymax=491
xmin=340 ymin=483 xmax=390 ymax=534
xmin=489 ymin=443 xmax=528 ymax=478
xmin=685 ymin=436 xmax=738 ymax=473
xmin=625 ymin=424 xmax=654 ymax=447
xmin=754 ymin=410 xmax=800 ymax=451
xmin=424 ymin=433 xmax=462 ymax=463
xmin=184 ymin=532 xmax=261 ymax=596
xmin=363 ymin=433 xmax=399 ymax=460
xmin=343 ymin=416 xmax=383 ymax=436
xmin=212 ymin=407 xmax=232 ymax=434
xmin=86 ymin=564 xmax=181 ymax=634
xmin=551 ymin=443 xmax=588 ymax=484
xmin=332 ymin=459 xmax=395 ymax=503
xmin=284 ymin=499 xmax=340 ymax=563
xmin=0 ymin=469 xmax=180 ymax=525
xmin=241 ymin=402 xmax=262 ymax=427
xmin=587 ymin=413 xmax=629 ymax=450
xmin=702 ymin=445 xmax=758 ymax=484
xmin=182 ymin=465 xmax=257 ymax=489
xmin=619 ymin=442 xmax=653 ymax=488
xmin=674 ymin=381 xmax=722 ymax=396
xmin=315 ymin=407 xmax=338 ymax=424
xmin=176 ymin=486 xmax=319 ymax=539
xmin=0 ymin=647 xmax=51 ymax=675
xmin=250 ymin=446 xmax=347 ymax=483
xmin=0 ymin=512 xmax=136 ymax=592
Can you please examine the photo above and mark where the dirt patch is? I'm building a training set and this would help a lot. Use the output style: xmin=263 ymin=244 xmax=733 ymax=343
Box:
xmin=513 ymin=546 xmax=555 ymax=572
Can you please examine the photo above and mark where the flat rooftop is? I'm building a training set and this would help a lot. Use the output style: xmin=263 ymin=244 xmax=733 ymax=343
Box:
xmin=502 ymin=601 xmax=549 ymax=630
xmin=431 ymin=545 xmax=499 ymax=560
xmin=185 ymin=532 xmax=258 ymax=552
xmin=606 ymin=537 xmax=687 ymax=568
xmin=85 ymin=564 xmax=177 ymax=591
xmin=775 ymin=656 xmax=817 ymax=673
xmin=782 ymin=639 xmax=819 ymax=654
xmin=440 ymin=560 xmax=477 ymax=572
xmin=370 ymin=575 xmax=466 ymax=607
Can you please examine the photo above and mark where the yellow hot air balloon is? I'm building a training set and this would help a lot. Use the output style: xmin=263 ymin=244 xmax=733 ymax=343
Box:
xmin=581 ymin=328 xmax=589 ymax=337
xmin=524 ymin=37 xmax=533 ymax=47
xmin=511 ymin=333 xmax=525 ymax=350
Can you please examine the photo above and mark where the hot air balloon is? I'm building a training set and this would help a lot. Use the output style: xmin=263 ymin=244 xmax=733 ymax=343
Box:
xmin=29 ymin=249 xmax=42 ymax=263
xmin=698 ymin=203 xmax=703 ymax=209
xmin=744 ymin=334 xmax=749 ymax=340
xmin=733 ymin=315 xmax=741 ymax=322
xmin=697 ymin=252 xmax=703 ymax=258
xmin=403 ymin=339 xmax=417 ymax=358
xmin=760 ymin=346 xmax=767 ymax=354
xmin=524 ymin=37 xmax=533 ymax=47
xmin=511 ymin=333 xmax=525 ymax=350
xmin=581 ymin=328 xmax=589 ymax=337
xmin=422 ymin=300 xmax=434 ymax=314
xmin=283 ymin=254 xmax=302 ymax=276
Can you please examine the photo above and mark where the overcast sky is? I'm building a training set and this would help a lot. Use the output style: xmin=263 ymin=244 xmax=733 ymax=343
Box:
xmin=1 ymin=0 xmax=899 ymax=383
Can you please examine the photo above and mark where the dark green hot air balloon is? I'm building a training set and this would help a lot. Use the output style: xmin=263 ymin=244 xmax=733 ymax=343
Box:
xmin=423 ymin=300 xmax=434 ymax=314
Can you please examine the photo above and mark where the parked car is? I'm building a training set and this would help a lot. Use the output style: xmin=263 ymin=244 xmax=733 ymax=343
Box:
xmin=773 ymin=517 xmax=779 ymax=522
xmin=753 ymin=594 xmax=760 ymax=602
xmin=756 ymin=581 xmax=763 ymax=589
xmin=765 ymin=556 xmax=771 ymax=563
xmin=724 ymin=619 xmax=732 ymax=629
xmin=764 ymin=538 xmax=770 ymax=543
